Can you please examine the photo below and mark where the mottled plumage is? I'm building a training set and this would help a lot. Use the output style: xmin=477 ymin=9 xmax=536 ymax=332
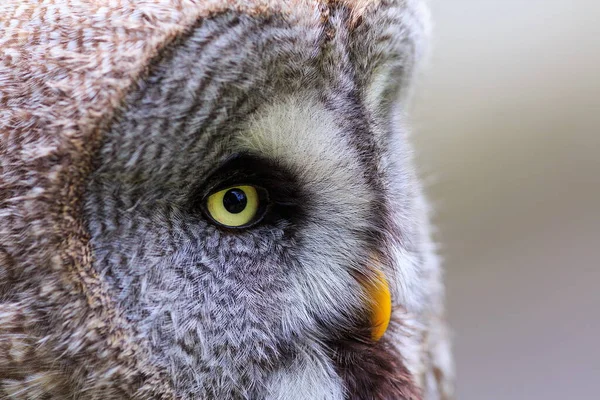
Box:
xmin=0 ymin=0 xmax=453 ymax=399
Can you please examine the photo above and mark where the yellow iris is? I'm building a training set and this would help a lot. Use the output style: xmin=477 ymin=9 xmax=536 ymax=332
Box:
xmin=206 ymin=185 xmax=260 ymax=228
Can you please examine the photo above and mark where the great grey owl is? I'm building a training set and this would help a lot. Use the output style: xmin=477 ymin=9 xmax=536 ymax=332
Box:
xmin=0 ymin=0 xmax=453 ymax=399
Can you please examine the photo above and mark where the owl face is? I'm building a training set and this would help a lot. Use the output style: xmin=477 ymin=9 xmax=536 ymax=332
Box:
xmin=85 ymin=8 xmax=430 ymax=400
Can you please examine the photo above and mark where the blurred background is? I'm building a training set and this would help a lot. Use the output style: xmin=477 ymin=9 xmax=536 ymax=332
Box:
xmin=411 ymin=1 xmax=600 ymax=399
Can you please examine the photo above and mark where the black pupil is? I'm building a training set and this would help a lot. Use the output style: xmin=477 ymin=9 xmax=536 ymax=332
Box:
xmin=222 ymin=188 xmax=247 ymax=214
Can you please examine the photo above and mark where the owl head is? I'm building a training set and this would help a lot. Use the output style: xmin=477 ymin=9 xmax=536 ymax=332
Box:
xmin=0 ymin=1 xmax=452 ymax=399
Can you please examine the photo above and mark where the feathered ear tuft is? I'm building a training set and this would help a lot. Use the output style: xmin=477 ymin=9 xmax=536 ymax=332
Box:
xmin=346 ymin=0 xmax=431 ymax=114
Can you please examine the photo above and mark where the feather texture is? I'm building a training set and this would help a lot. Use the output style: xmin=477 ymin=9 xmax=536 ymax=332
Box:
xmin=0 ymin=1 xmax=452 ymax=398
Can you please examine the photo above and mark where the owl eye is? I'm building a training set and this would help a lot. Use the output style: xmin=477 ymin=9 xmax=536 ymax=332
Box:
xmin=205 ymin=185 xmax=265 ymax=228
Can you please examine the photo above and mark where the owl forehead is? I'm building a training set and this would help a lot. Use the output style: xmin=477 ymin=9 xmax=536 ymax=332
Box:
xmin=100 ymin=11 xmax=386 ymax=201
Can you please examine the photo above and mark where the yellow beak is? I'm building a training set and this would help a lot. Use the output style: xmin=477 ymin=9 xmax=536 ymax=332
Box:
xmin=363 ymin=269 xmax=392 ymax=341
